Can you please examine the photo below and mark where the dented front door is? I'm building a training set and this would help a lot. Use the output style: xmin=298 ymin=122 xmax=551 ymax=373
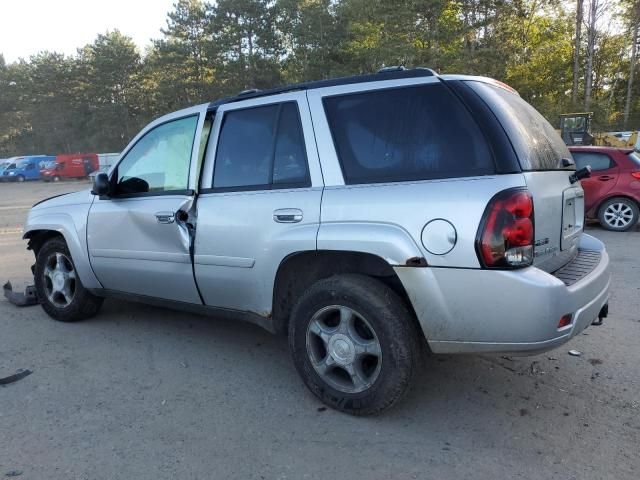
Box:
xmin=86 ymin=107 xmax=207 ymax=303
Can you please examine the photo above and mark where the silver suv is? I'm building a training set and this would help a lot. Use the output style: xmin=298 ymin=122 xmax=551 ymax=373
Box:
xmin=23 ymin=68 xmax=611 ymax=415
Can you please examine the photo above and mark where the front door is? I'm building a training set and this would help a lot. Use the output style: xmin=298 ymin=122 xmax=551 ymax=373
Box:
xmin=87 ymin=107 xmax=206 ymax=303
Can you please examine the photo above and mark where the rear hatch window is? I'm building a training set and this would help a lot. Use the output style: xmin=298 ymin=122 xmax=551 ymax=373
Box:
xmin=467 ymin=81 xmax=574 ymax=171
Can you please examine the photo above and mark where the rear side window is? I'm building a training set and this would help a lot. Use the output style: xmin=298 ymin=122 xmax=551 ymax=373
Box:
xmin=323 ymin=84 xmax=495 ymax=184
xmin=571 ymin=152 xmax=614 ymax=171
xmin=468 ymin=81 xmax=572 ymax=171
xmin=213 ymin=102 xmax=310 ymax=190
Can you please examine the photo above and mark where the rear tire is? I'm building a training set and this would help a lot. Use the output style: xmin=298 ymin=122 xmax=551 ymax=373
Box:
xmin=598 ymin=197 xmax=639 ymax=231
xmin=289 ymin=274 xmax=421 ymax=416
xmin=34 ymin=237 xmax=103 ymax=322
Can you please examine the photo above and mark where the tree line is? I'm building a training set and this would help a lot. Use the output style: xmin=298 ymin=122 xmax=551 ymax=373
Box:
xmin=1 ymin=0 xmax=640 ymax=156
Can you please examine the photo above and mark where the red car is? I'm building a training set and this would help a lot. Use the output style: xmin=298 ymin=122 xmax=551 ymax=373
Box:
xmin=569 ymin=146 xmax=640 ymax=231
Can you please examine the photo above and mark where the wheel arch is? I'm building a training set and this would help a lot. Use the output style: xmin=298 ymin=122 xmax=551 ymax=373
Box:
xmin=23 ymin=216 xmax=102 ymax=289
xmin=271 ymin=250 xmax=424 ymax=340
xmin=594 ymin=193 xmax=640 ymax=217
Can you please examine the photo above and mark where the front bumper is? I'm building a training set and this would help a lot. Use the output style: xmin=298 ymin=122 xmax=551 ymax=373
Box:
xmin=395 ymin=233 xmax=611 ymax=355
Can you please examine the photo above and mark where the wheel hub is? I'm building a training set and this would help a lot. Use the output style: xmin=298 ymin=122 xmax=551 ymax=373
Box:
xmin=328 ymin=334 xmax=355 ymax=365
xmin=53 ymin=273 xmax=65 ymax=290
xmin=43 ymin=252 xmax=76 ymax=308
xmin=305 ymin=305 xmax=383 ymax=394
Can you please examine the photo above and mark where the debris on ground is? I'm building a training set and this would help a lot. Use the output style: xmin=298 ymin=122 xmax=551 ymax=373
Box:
xmin=3 ymin=281 xmax=38 ymax=307
xmin=589 ymin=358 xmax=603 ymax=365
xmin=568 ymin=350 xmax=582 ymax=357
xmin=5 ymin=470 xmax=23 ymax=477
xmin=0 ymin=369 xmax=33 ymax=386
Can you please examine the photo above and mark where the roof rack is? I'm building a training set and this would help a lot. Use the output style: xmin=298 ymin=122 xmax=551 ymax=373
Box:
xmin=209 ymin=67 xmax=437 ymax=110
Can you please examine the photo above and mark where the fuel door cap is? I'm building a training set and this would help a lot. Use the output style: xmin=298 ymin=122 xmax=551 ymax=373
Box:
xmin=421 ymin=219 xmax=457 ymax=255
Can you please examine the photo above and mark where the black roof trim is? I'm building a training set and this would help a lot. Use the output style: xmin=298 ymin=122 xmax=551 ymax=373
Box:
xmin=208 ymin=67 xmax=437 ymax=110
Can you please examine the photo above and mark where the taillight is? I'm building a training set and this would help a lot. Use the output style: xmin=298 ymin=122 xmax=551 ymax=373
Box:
xmin=476 ymin=188 xmax=534 ymax=268
xmin=631 ymin=172 xmax=640 ymax=179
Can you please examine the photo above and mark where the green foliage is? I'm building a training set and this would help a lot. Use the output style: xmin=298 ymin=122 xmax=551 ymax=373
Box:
xmin=0 ymin=0 xmax=638 ymax=156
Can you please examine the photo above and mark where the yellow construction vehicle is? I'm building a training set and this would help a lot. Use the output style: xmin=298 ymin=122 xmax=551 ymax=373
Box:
xmin=558 ymin=112 xmax=639 ymax=148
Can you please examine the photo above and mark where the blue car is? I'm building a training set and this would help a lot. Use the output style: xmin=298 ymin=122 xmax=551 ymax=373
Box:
xmin=1 ymin=155 xmax=54 ymax=182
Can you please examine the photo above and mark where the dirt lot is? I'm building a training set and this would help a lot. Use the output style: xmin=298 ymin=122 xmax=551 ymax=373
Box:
xmin=1 ymin=181 xmax=639 ymax=480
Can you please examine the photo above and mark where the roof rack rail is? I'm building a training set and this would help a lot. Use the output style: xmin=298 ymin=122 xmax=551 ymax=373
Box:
xmin=209 ymin=67 xmax=438 ymax=110
xmin=378 ymin=66 xmax=407 ymax=73
xmin=238 ymin=88 xmax=260 ymax=96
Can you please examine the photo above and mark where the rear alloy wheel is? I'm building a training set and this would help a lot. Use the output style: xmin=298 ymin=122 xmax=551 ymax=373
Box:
xmin=306 ymin=305 xmax=383 ymax=394
xmin=598 ymin=197 xmax=639 ymax=231
xmin=289 ymin=274 xmax=421 ymax=415
xmin=35 ymin=237 xmax=103 ymax=321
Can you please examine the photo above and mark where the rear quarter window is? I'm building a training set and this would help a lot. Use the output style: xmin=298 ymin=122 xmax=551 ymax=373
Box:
xmin=468 ymin=81 xmax=572 ymax=171
xmin=571 ymin=152 xmax=614 ymax=171
xmin=323 ymin=84 xmax=495 ymax=184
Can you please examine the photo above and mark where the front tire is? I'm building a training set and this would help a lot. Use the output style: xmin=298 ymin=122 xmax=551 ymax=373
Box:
xmin=16 ymin=175 xmax=25 ymax=182
xmin=598 ymin=197 xmax=639 ymax=231
xmin=289 ymin=274 xmax=421 ymax=415
xmin=34 ymin=237 xmax=103 ymax=322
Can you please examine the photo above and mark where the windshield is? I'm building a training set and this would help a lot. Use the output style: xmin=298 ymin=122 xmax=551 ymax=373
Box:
xmin=42 ymin=160 xmax=56 ymax=169
xmin=468 ymin=81 xmax=573 ymax=171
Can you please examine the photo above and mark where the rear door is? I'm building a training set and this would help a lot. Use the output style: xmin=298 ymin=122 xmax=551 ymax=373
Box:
xmin=467 ymin=81 xmax=583 ymax=272
xmin=194 ymin=92 xmax=323 ymax=315
xmin=570 ymin=150 xmax=619 ymax=213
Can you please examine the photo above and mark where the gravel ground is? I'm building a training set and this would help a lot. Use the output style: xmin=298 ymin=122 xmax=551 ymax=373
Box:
xmin=1 ymin=181 xmax=639 ymax=480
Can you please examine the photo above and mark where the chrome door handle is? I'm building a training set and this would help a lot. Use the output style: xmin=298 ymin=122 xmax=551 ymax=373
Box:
xmin=155 ymin=212 xmax=175 ymax=224
xmin=273 ymin=208 xmax=303 ymax=223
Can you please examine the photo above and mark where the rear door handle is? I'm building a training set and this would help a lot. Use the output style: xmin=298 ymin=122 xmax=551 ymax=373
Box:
xmin=155 ymin=212 xmax=175 ymax=224
xmin=273 ymin=208 xmax=303 ymax=223
xmin=598 ymin=175 xmax=614 ymax=181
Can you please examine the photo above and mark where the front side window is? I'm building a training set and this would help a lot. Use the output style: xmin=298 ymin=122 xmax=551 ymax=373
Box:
xmin=323 ymin=84 xmax=495 ymax=184
xmin=115 ymin=115 xmax=198 ymax=195
xmin=572 ymin=152 xmax=614 ymax=172
xmin=213 ymin=102 xmax=310 ymax=190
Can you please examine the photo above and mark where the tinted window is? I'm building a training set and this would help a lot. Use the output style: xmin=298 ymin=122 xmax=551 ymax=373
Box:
xmin=323 ymin=84 xmax=494 ymax=184
xmin=469 ymin=82 xmax=572 ymax=171
xmin=213 ymin=102 xmax=309 ymax=190
xmin=116 ymin=115 xmax=198 ymax=195
xmin=273 ymin=103 xmax=309 ymax=185
xmin=572 ymin=152 xmax=614 ymax=171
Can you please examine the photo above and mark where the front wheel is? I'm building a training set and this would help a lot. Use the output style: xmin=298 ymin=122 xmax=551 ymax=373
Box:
xmin=34 ymin=237 xmax=103 ymax=322
xmin=598 ymin=197 xmax=639 ymax=231
xmin=289 ymin=274 xmax=421 ymax=415
xmin=16 ymin=175 xmax=25 ymax=182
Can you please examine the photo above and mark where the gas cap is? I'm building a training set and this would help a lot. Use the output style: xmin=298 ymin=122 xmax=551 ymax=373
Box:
xmin=421 ymin=219 xmax=457 ymax=255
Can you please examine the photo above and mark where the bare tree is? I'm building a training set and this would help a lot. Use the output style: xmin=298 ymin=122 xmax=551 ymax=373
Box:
xmin=573 ymin=0 xmax=584 ymax=107
xmin=624 ymin=2 xmax=640 ymax=130
xmin=584 ymin=0 xmax=599 ymax=110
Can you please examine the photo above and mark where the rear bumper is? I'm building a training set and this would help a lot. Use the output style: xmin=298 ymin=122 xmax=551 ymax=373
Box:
xmin=395 ymin=233 xmax=611 ymax=355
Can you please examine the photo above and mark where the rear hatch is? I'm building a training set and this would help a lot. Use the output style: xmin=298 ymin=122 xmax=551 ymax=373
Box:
xmin=467 ymin=81 xmax=583 ymax=272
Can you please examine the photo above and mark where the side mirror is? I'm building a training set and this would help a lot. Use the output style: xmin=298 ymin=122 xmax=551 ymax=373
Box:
xmin=92 ymin=173 xmax=111 ymax=196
